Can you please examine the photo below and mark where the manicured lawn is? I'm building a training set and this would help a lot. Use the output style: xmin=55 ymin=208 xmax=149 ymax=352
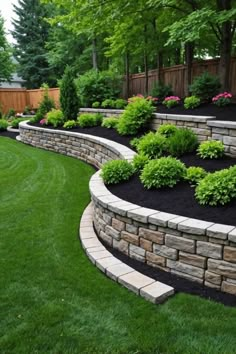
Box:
xmin=1 ymin=137 xmax=236 ymax=354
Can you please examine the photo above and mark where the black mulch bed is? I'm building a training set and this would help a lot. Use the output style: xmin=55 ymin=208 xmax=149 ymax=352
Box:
xmin=0 ymin=131 xmax=18 ymax=139
xmin=108 ymin=154 xmax=236 ymax=227
xmin=156 ymin=102 xmax=236 ymax=121
xmin=97 ymin=231 xmax=236 ymax=307
xmin=29 ymin=122 xmax=134 ymax=149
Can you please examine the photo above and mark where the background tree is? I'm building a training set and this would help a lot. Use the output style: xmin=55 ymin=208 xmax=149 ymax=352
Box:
xmin=0 ymin=14 xmax=14 ymax=84
xmin=12 ymin=0 xmax=57 ymax=88
xmin=60 ymin=66 xmax=79 ymax=120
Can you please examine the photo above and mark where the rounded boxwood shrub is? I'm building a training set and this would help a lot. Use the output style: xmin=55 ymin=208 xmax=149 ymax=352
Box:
xmin=158 ymin=124 xmax=177 ymax=138
xmin=101 ymin=117 xmax=119 ymax=129
xmin=101 ymin=160 xmax=134 ymax=185
xmin=184 ymin=96 xmax=201 ymax=109
xmin=117 ymin=97 xmax=154 ymax=136
xmin=197 ymin=140 xmax=224 ymax=159
xmin=46 ymin=109 xmax=64 ymax=127
xmin=185 ymin=166 xmax=207 ymax=186
xmin=63 ymin=120 xmax=77 ymax=129
xmin=132 ymin=154 xmax=149 ymax=173
xmin=137 ymin=132 xmax=167 ymax=159
xmin=78 ymin=113 xmax=103 ymax=128
xmin=167 ymin=128 xmax=198 ymax=157
xmin=141 ymin=157 xmax=186 ymax=189
xmin=195 ymin=166 xmax=236 ymax=206
xmin=0 ymin=119 xmax=8 ymax=131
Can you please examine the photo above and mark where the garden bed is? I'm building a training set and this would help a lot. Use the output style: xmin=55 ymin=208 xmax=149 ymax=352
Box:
xmin=156 ymin=102 xmax=236 ymax=121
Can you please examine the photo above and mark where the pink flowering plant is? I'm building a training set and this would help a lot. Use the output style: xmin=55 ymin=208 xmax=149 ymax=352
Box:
xmin=162 ymin=96 xmax=180 ymax=108
xmin=128 ymin=94 xmax=158 ymax=105
xmin=39 ymin=118 xmax=47 ymax=126
xmin=212 ymin=92 xmax=232 ymax=107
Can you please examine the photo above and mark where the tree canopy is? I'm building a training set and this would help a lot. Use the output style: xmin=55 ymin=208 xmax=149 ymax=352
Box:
xmin=0 ymin=14 xmax=14 ymax=84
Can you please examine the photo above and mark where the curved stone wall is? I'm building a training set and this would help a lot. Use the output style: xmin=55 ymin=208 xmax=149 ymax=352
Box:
xmin=19 ymin=121 xmax=236 ymax=295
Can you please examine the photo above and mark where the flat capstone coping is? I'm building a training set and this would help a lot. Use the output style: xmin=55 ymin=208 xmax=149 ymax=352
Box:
xmin=207 ymin=120 xmax=236 ymax=129
xmin=80 ymin=202 xmax=174 ymax=304
xmin=79 ymin=107 xmax=216 ymax=123
xmin=7 ymin=126 xmax=19 ymax=133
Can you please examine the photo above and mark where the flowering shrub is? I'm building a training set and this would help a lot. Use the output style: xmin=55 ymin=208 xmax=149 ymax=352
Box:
xmin=162 ymin=96 xmax=180 ymax=108
xmin=39 ymin=118 xmax=47 ymax=125
xmin=212 ymin=92 xmax=232 ymax=107
xmin=128 ymin=94 xmax=158 ymax=105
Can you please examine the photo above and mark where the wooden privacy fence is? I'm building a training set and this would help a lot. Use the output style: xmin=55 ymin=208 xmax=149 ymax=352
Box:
xmin=0 ymin=87 xmax=60 ymax=114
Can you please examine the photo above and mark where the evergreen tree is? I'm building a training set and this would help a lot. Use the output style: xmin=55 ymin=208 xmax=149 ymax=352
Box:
xmin=60 ymin=66 xmax=79 ymax=121
xmin=0 ymin=14 xmax=14 ymax=84
xmin=12 ymin=0 xmax=56 ymax=88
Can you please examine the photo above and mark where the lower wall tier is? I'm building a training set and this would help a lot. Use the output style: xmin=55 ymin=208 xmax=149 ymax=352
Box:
xmin=19 ymin=121 xmax=236 ymax=296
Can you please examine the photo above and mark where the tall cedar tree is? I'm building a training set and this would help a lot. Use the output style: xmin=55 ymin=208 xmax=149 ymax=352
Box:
xmin=12 ymin=0 xmax=56 ymax=88
xmin=0 ymin=15 xmax=14 ymax=83
xmin=60 ymin=66 xmax=79 ymax=121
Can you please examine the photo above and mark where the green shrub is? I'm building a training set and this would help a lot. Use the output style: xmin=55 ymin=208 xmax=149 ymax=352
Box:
xmin=114 ymin=99 xmax=127 ymax=109
xmin=184 ymin=96 xmax=201 ymax=109
xmin=162 ymin=96 xmax=180 ymax=108
xmin=132 ymin=154 xmax=149 ymax=173
xmin=78 ymin=113 xmax=103 ymax=128
xmin=167 ymin=128 xmax=198 ymax=157
xmin=11 ymin=118 xmax=24 ymax=128
xmin=141 ymin=157 xmax=186 ymax=189
xmin=137 ymin=132 xmax=167 ymax=159
xmin=6 ymin=108 xmax=15 ymax=119
xmin=158 ymin=124 xmax=177 ymax=138
xmin=150 ymin=82 xmax=173 ymax=102
xmin=185 ymin=166 xmax=207 ymax=186
xmin=63 ymin=120 xmax=77 ymax=129
xmin=117 ymin=97 xmax=154 ymax=135
xmin=197 ymin=140 xmax=225 ymax=159
xmin=23 ymin=106 xmax=31 ymax=115
xmin=195 ymin=166 xmax=236 ymax=206
xmin=76 ymin=70 xmax=122 ymax=107
xmin=46 ymin=109 xmax=64 ymax=127
xmin=190 ymin=72 xmax=221 ymax=102
xmin=60 ymin=66 xmax=79 ymax=121
xmin=130 ymin=137 xmax=141 ymax=150
xmin=101 ymin=160 xmax=134 ymax=185
xmin=32 ymin=84 xmax=55 ymax=123
xmin=0 ymin=119 xmax=8 ymax=131
xmin=101 ymin=117 xmax=119 ymax=129
xmin=101 ymin=99 xmax=115 ymax=108
xmin=92 ymin=101 xmax=100 ymax=108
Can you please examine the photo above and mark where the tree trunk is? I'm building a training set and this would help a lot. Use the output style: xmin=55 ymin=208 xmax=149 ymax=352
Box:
xmin=184 ymin=42 xmax=194 ymax=96
xmin=144 ymin=25 xmax=148 ymax=95
xmin=157 ymin=51 xmax=163 ymax=83
xmin=92 ymin=38 xmax=98 ymax=71
xmin=125 ymin=51 xmax=130 ymax=99
xmin=174 ymin=47 xmax=181 ymax=65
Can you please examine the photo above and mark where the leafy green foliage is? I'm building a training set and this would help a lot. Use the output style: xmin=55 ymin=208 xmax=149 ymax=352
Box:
xmin=32 ymin=84 xmax=55 ymax=122
xmin=114 ymin=99 xmax=127 ymax=109
xmin=190 ymin=72 xmax=221 ymax=102
xmin=184 ymin=96 xmax=201 ymax=109
xmin=92 ymin=101 xmax=100 ymax=108
xmin=6 ymin=108 xmax=16 ymax=119
xmin=137 ymin=132 xmax=167 ymax=159
xmin=0 ymin=119 xmax=8 ymax=131
xmin=76 ymin=70 xmax=122 ymax=107
xmin=117 ymin=97 xmax=154 ymax=136
xmin=141 ymin=157 xmax=186 ymax=189
xmin=195 ymin=166 xmax=236 ymax=206
xmin=63 ymin=120 xmax=77 ymax=129
xmin=129 ymin=137 xmax=141 ymax=150
xmin=78 ymin=113 xmax=103 ymax=128
xmin=162 ymin=96 xmax=180 ymax=108
xmin=167 ymin=128 xmax=198 ymax=157
xmin=101 ymin=99 xmax=115 ymax=108
xmin=11 ymin=118 xmax=24 ymax=128
xmin=197 ymin=140 xmax=225 ymax=159
xmin=60 ymin=66 xmax=79 ymax=121
xmin=100 ymin=159 xmax=134 ymax=185
xmin=46 ymin=109 xmax=64 ymax=127
xmin=185 ymin=166 xmax=207 ymax=186
xmin=132 ymin=154 xmax=149 ymax=173
xmin=158 ymin=124 xmax=177 ymax=138
xmin=101 ymin=117 xmax=119 ymax=129
xmin=150 ymin=82 xmax=173 ymax=102
xmin=0 ymin=15 xmax=14 ymax=83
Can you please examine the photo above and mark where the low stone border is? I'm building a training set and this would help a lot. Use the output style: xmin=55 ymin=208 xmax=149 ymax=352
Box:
xmin=7 ymin=126 xmax=19 ymax=133
xmin=19 ymin=121 xmax=236 ymax=295
xmin=80 ymin=203 xmax=174 ymax=303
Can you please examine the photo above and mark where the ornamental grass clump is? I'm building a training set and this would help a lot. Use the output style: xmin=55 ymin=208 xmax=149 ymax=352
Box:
xmin=212 ymin=92 xmax=232 ymax=107
xmin=162 ymin=96 xmax=180 ymax=108
xmin=101 ymin=160 xmax=134 ymax=185
xmin=167 ymin=128 xmax=198 ymax=157
xmin=195 ymin=166 xmax=236 ymax=206
xmin=197 ymin=140 xmax=225 ymax=159
xmin=141 ymin=157 xmax=186 ymax=189
xmin=117 ymin=96 xmax=154 ymax=135
xmin=78 ymin=113 xmax=103 ymax=127
xmin=185 ymin=166 xmax=207 ymax=186
xmin=137 ymin=132 xmax=167 ymax=159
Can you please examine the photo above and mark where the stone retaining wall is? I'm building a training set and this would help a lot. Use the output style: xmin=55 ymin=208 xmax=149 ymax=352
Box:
xmin=19 ymin=121 xmax=236 ymax=295
xmin=80 ymin=108 xmax=236 ymax=155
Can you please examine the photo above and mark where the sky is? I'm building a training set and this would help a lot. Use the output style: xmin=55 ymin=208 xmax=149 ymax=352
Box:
xmin=0 ymin=0 xmax=19 ymax=42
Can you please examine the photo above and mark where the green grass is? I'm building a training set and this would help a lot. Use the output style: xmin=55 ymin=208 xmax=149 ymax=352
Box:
xmin=0 ymin=137 xmax=236 ymax=354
